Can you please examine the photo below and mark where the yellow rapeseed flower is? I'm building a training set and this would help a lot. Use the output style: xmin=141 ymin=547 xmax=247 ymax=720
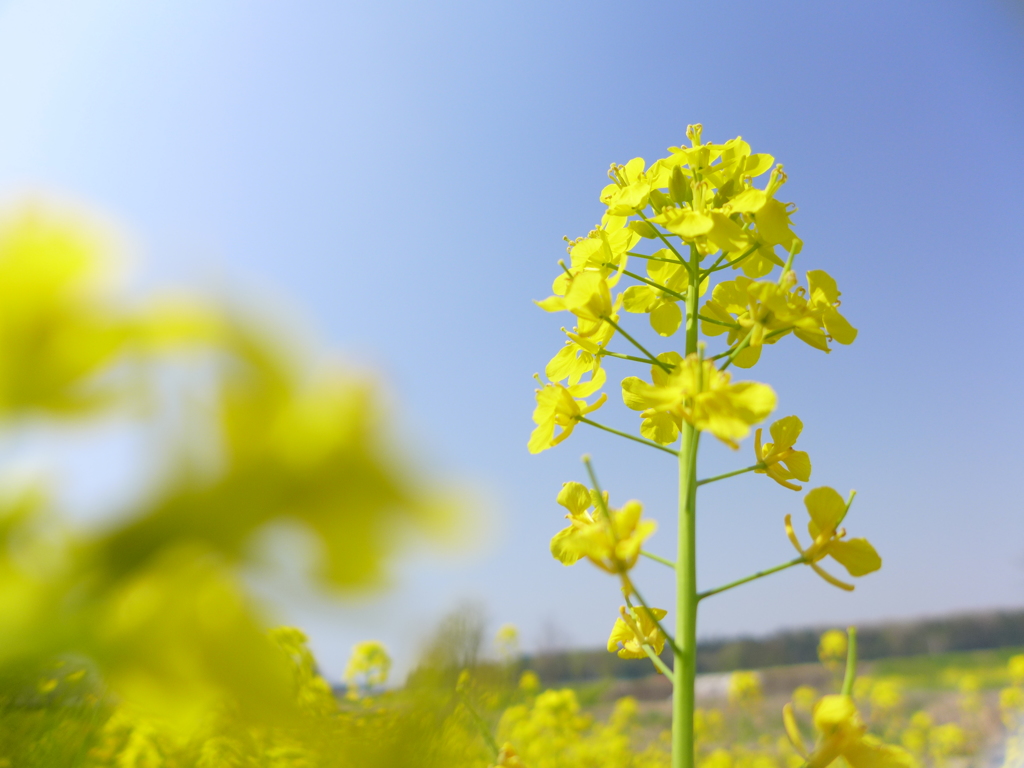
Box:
xmin=528 ymin=370 xmax=607 ymax=454
xmin=548 ymin=482 xmax=656 ymax=573
xmin=754 ymin=415 xmax=812 ymax=491
xmin=784 ymin=695 xmax=913 ymax=768
xmin=621 ymin=352 xmax=776 ymax=448
xmin=785 ymin=487 xmax=881 ymax=591
xmin=607 ymin=605 xmax=668 ymax=660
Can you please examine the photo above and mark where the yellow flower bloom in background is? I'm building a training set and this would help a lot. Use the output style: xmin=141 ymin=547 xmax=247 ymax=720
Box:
xmin=622 ymin=352 xmax=776 ymax=448
xmin=607 ymin=605 xmax=668 ymax=660
xmin=784 ymin=695 xmax=913 ymax=768
xmin=728 ymin=671 xmax=763 ymax=707
xmin=344 ymin=640 xmax=391 ymax=691
xmin=549 ymin=481 xmax=656 ymax=573
xmin=755 ymin=415 xmax=812 ymax=491
xmin=1009 ymin=654 xmax=1024 ymax=686
xmin=818 ymin=629 xmax=848 ymax=667
xmin=528 ymin=370 xmax=607 ymax=454
xmin=785 ymin=487 xmax=881 ymax=591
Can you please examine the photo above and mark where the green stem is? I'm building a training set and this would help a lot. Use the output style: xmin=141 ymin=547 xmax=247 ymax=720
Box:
xmin=718 ymin=326 xmax=756 ymax=371
xmin=696 ymin=313 xmax=740 ymax=329
xmin=638 ymin=211 xmax=694 ymax=279
xmin=627 ymin=250 xmax=680 ymax=264
xmin=673 ymin=243 xmax=702 ymax=768
xmin=700 ymin=242 xmax=760 ymax=279
xmin=641 ymin=644 xmax=675 ymax=679
xmin=599 ymin=349 xmax=675 ymax=367
xmin=601 ymin=315 xmax=671 ymax=373
xmin=841 ymin=627 xmax=857 ymax=696
xmin=641 ymin=550 xmax=676 ymax=569
xmin=576 ymin=417 xmax=679 ymax=456
xmin=696 ymin=463 xmax=765 ymax=486
xmin=696 ymin=557 xmax=806 ymax=601
xmin=457 ymin=690 xmax=500 ymax=757
xmin=607 ymin=264 xmax=687 ymax=302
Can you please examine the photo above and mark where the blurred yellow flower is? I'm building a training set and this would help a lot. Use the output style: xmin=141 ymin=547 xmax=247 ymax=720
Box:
xmin=728 ymin=671 xmax=763 ymax=707
xmin=1009 ymin=654 xmax=1024 ymax=686
xmin=784 ymin=695 xmax=913 ymax=768
xmin=818 ymin=630 xmax=848 ymax=666
xmin=607 ymin=606 xmax=668 ymax=660
xmin=344 ymin=640 xmax=391 ymax=691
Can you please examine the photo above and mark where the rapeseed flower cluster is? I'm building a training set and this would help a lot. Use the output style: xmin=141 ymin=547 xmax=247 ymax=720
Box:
xmin=528 ymin=125 xmax=881 ymax=768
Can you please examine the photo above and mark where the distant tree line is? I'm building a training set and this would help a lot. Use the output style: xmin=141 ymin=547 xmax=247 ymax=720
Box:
xmin=523 ymin=609 xmax=1024 ymax=684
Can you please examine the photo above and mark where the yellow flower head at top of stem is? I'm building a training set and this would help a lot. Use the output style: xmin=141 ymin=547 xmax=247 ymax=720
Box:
xmin=785 ymin=487 xmax=881 ymax=591
xmin=549 ymin=481 xmax=656 ymax=573
xmin=754 ymin=415 xmax=812 ymax=491
xmin=784 ymin=695 xmax=913 ymax=768
xmin=607 ymin=605 xmax=668 ymax=660
xmin=528 ymin=370 xmax=607 ymax=454
xmin=621 ymin=352 xmax=776 ymax=448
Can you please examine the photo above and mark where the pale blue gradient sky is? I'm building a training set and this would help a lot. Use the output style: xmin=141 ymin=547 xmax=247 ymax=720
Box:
xmin=0 ymin=0 xmax=1022 ymax=680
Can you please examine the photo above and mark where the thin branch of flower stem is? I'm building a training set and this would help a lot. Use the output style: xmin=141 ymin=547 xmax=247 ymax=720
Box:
xmin=604 ymin=263 xmax=687 ymax=302
xmin=696 ymin=463 xmax=765 ymax=486
xmin=456 ymin=689 xmax=501 ymax=757
xmin=701 ymin=242 xmax=760 ymax=278
xmin=577 ymin=417 xmax=679 ymax=456
xmin=696 ymin=556 xmax=807 ymax=602
xmin=641 ymin=644 xmax=675 ymax=679
xmin=627 ymin=251 xmax=680 ymax=264
xmin=637 ymin=211 xmax=695 ymax=280
xmin=599 ymin=349 xmax=674 ymax=367
xmin=696 ymin=313 xmax=740 ymax=329
xmin=641 ymin=550 xmax=677 ymax=569
xmin=601 ymin=315 xmax=671 ymax=372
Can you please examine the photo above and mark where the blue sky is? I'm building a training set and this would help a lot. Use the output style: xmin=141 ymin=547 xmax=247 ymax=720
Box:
xmin=0 ymin=0 xmax=1022 ymax=680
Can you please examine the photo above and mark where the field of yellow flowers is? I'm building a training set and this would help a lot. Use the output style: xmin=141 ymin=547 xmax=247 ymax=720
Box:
xmin=6 ymin=621 xmax=1021 ymax=768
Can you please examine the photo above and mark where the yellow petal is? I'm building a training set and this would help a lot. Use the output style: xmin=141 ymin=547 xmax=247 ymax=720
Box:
xmin=650 ymin=301 xmax=682 ymax=336
xmin=823 ymin=307 xmax=858 ymax=345
xmin=769 ymin=415 xmax=803 ymax=451
xmin=784 ymin=450 xmax=812 ymax=482
xmin=805 ymin=487 xmax=847 ymax=533
xmin=622 ymin=285 xmax=659 ymax=313
xmin=556 ymin=482 xmax=592 ymax=515
xmin=640 ymin=411 xmax=680 ymax=445
xmin=829 ymin=538 xmax=881 ymax=577
xmin=550 ymin=527 xmax=586 ymax=565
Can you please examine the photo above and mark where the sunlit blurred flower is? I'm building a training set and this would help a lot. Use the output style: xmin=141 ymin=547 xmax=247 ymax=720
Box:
xmin=728 ymin=671 xmax=763 ymax=707
xmin=784 ymin=695 xmax=913 ymax=768
xmin=344 ymin=640 xmax=391 ymax=692
xmin=607 ymin=606 xmax=668 ymax=661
